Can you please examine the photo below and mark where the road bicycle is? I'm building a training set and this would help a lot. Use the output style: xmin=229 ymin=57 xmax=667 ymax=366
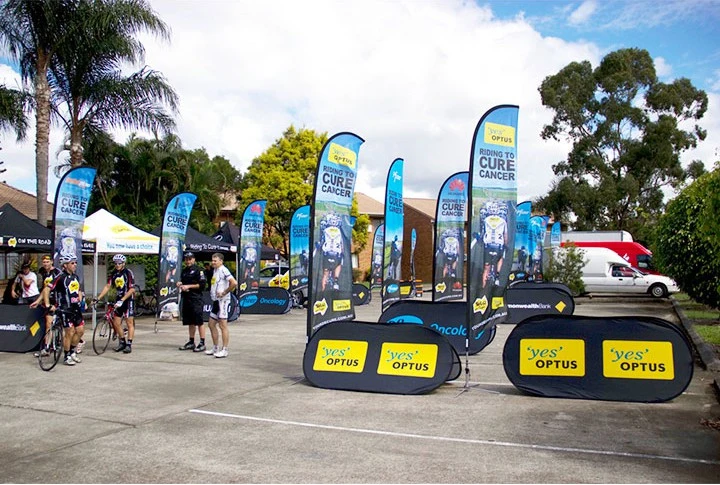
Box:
xmin=37 ymin=309 xmax=68 ymax=371
xmin=134 ymin=286 xmax=158 ymax=317
xmin=92 ymin=302 xmax=127 ymax=355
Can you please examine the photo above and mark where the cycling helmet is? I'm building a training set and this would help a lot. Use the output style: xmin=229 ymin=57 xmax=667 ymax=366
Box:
xmin=113 ymin=254 xmax=126 ymax=264
xmin=60 ymin=254 xmax=77 ymax=264
xmin=487 ymin=201 xmax=499 ymax=215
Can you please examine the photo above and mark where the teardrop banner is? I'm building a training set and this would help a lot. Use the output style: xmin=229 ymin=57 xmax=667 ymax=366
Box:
xmin=0 ymin=305 xmax=45 ymax=352
xmin=238 ymin=200 xmax=267 ymax=307
xmin=505 ymin=283 xmax=575 ymax=324
xmin=508 ymin=201 xmax=531 ymax=283
xmin=379 ymin=300 xmax=496 ymax=355
xmin=351 ymin=283 xmax=371 ymax=305
xmin=382 ymin=158 xmax=405 ymax=312
xmin=433 ymin=172 xmax=468 ymax=302
xmin=303 ymin=320 xmax=459 ymax=395
xmin=201 ymin=287 xmax=291 ymax=318
xmin=370 ymin=224 xmax=384 ymax=289
xmin=289 ymin=205 xmax=310 ymax=299
xmin=502 ymin=315 xmax=693 ymax=402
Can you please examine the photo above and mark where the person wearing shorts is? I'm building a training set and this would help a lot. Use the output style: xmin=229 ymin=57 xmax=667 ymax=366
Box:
xmin=177 ymin=251 xmax=207 ymax=352
xmin=47 ymin=255 xmax=85 ymax=366
xmin=95 ymin=254 xmax=136 ymax=354
xmin=205 ymin=253 xmax=237 ymax=358
xmin=30 ymin=255 xmax=62 ymax=357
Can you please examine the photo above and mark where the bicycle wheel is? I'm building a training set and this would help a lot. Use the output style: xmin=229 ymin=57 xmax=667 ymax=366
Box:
xmin=92 ymin=318 xmax=112 ymax=355
xmin=135 ymin=301 xmax=145 ymax=317
xmin=148 ymin=296 xmax=157 ymax=315
xmin=38 ymin=325 xmax=63 ymax=371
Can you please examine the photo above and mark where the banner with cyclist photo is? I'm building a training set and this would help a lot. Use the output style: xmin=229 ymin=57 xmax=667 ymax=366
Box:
xmin=308 ymin=132 xmax=364 ymax=337
xmin=468 ymin=104 xmax=519 ymax=341
xmin=382 ymin=158 xmax=404 ymax=312
xmin=527 ymin=215 xmax=549 ymax=282
xmin=52 ymin=166 xmax=96 ymax=288
xmin=157 ymin=192 xmax=197 ymax=316
xmin=509 ymin=200 xmax=532 ymax=283
xmin=238 ymin=200 xmax=267 ymax=306
xmin=289 ymin=205 xmax=310 ymax=298
xmin=370 ymin=224 xmax=384 ymax=289
xmin=433 ymin=171 xmax=467 ymax=302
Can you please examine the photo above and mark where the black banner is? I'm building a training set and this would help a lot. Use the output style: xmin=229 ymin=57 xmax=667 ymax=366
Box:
xmin=0 ymin=305 xmax=45 ymax=352
xmin=303 ymin=320 xmax=459 ymax=394
xmin=505 ymin=284 xmax=575 ymax=324
xmin=351 ymin=283 xmax=371 ymax=306
xmin=379 ymin=300 xmax=496 ymax=355
xmin=239 ymin=287 xmax=292 ymax=315
xmin=502 ymin=315 xmax=694 ymax=402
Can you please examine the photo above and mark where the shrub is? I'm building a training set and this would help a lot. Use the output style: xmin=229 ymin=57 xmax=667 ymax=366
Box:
xmin=543 ymin=243 xmax=586 ymax=296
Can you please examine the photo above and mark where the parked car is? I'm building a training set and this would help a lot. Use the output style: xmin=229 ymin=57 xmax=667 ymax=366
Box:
xmin=258 ymin=263 xmax=307 ymax=307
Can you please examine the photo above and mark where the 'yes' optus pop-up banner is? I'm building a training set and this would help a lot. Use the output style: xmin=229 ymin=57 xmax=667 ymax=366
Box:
xmin=502 ymin=315 xmax=693 ymax=402
xmin=303 ymin=320 xmax=460 ymax=395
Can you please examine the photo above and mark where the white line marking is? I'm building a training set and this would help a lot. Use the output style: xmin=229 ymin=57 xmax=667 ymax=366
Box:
xmin=189 ymin=409 xmax=720 ymax=466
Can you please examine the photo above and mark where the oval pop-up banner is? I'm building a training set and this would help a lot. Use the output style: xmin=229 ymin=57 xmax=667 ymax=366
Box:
xmin=0 ymin=304 xmax=45 ymax=353
xmin=303 ymin=320 xmax=459 ymax=394
xmin=379 ymin=300 xmax=496 ymax=355
xmin=505 ymin=284 xmax=575 ymax=324
xmin=351 ymin=283 xmax=371 ymax=306
xmin=502 ymin=315 xmax=693 ymax=402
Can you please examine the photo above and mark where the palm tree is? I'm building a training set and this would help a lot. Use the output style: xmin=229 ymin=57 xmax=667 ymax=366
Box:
xmin=50 ymin=0 xmax=177 ymax=167
xmin=0 ymin=0 xmax=74 ymax=225
xmin=0 ymin=84 xmax=28 ymax=138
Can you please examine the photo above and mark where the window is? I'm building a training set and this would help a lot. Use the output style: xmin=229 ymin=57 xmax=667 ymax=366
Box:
xmin=636 ymin=254 xmax=654 ymax=271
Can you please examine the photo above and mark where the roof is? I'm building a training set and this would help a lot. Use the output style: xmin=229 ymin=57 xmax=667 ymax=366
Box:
xmin=403 ymin=198 xmax=436 ymax=219
xmin=0 ymin=183 xmax=54 ymax=224
xmin=355 ymin=192 xmax=384 ymax=216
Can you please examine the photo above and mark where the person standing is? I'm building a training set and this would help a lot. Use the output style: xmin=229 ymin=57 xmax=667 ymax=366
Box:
xmin=13 ymin=263 xmax=39 ymax=304
xmin=205 ymin=253 xmax=237 ymax=358
xmin=177 ymin=252 xmax=207 ymax=352
xmin=30 ymin=255 xmax=62 ymax=356
xmin=95 ymin=254 xmax=136 ymax=353
xmin=46 ymin=255 xmax=85 ymax=366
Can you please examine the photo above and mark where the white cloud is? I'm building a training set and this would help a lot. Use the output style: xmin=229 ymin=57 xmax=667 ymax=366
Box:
xmin=568 ymin=0 xmax=598 ymax=25
xmin=654 ymin=56 xmax=672 ymax=78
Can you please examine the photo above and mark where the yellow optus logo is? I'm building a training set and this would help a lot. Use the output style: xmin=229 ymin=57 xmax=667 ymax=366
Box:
xmin=400 ymin=285 xmax=412 ymax=296
xmin=68 ymin=280 xmax=80 ymax=293
xmin=333 ymin=299 xmax=351 ymax=312
xmin=377 ymin=343 xmax=437 ymax=378
xmin=492 ymin=296 xmax=504 ymax=310
xmin=483 ymin=122 xmax=515 ymax=147
xmin=159 ymin=286 xmax=169 ymax=296
xmin=327 ymin=143 xmax=356 ymax=169
xmin=473 ymin=296 xmax=488 ymax=314
xmin=313 ymin=339 xmax=368 ymax=373
xmin=114 ymin=275 xmax=125 ymax=288
xmin=313 ymin=298 xmax=328 ymax=315
xmin=519 ymin=339 xmax=585 ymax=377
xmin=8 ymin=237 xmax=17 ymax=247
xmin=435 ymin=282 xmax=447 ymax=293
xmin=602 ymin=340 xmax=674 ymax=380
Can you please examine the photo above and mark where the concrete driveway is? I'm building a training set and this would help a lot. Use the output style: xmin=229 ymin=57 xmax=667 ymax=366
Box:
xmin=0 ymin=294 xmax=718 ymax=483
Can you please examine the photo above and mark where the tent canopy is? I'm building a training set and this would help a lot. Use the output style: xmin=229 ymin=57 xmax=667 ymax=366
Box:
xmin=151 ymin=224 xmax=235 ymax=257
xmin=83 ymin=209 xmax=158 ymax=254
xmin=0 ymin=203 xmax=52 ymax=252
xmin=212 ymin=221 xmax=284 ymax=260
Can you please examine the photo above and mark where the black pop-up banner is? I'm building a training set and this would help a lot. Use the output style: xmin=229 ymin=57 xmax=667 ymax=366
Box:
xmin=201 ymin=287 xmax=291 ymax=319
xmin=0 ymin=304 xmax=45 ymax=352
xmin=502 ymin=315 xmax=694 ymax=402
xmin=351 ymin=283 xmax=371 ymax=306
xmin=303 ymin=320 xmax=459 ymax=394
xmin=379 ymin=300 xmax=496 ymax=355
xmin=505 ymin=283 xmax=575 ymax=324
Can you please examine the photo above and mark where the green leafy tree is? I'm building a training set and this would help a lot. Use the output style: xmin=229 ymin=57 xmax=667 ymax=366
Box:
xmin=0 ymin=84 xmax=28 ymax=138
xmin=543 ymin=243 xmax=586 ymax=296
xmin=535 ymin=48 xmax=708 ymax=243
xmin=654 ymin=166 xmax=720 ymax=309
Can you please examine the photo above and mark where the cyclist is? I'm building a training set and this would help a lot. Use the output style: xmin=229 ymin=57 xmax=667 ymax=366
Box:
xmin=388 ymin=235 xmax=402 ymax=280
xmin=517 ymin=246 xmax=528 ymax=273
xmin=482 ymin=201 xmax=508 ymax=288
xmin=30 ymin=255 xmax=62 ymax=356
xmin=319 ymin=213 xmax=343 ymax=291
xmin=205 ymin=253 xmax=237 ymax=358
xmin=299 ymin=249 xmax=309 ymax=276
xmin=95 ymin=254 xmax=136 ymax=354
xmin=241 ymin=242 xmax=258 ymax=285
xmin=439 ymin=229 xmax=460 ymax=279
xmin=44 ymin=255 xmax=85 ymax=366
xmin=177 ymin=251 xmax=207 ymax=352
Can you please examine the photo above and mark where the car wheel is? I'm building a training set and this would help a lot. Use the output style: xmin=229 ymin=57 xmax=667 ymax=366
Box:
xmin=649 ymin=284 xmax=667 ymax=298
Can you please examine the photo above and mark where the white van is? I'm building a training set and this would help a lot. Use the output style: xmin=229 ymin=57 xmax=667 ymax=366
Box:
xmin=576 ymin=247 xmax=679 ymax=298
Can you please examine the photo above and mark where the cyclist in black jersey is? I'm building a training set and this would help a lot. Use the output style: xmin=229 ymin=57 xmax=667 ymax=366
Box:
xmin=43 ymin=255 xmax=85 ymax=366
xmin=30 ymin=255 xmax=63 ymax=356
xmin=95 ymin=254 xmax=136 ymax=354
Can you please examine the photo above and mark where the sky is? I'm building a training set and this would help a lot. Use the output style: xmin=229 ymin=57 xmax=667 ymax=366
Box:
xmin=1 ymin=0 xmax=719 ymax=205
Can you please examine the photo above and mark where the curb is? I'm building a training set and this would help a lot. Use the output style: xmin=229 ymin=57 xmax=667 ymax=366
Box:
xmin=670 ymin=297 xmax=720 ymax=373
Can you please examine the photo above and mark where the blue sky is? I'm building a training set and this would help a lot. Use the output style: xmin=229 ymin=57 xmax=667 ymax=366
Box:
xmin=1 ymin=0 xmax=718 ymax=203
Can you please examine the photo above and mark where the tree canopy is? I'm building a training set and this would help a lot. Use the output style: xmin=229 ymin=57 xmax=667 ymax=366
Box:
xmin=535 ymin=48 xmax=708 ymax=243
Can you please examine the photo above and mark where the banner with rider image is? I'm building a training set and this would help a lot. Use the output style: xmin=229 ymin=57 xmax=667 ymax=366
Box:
xmin=502 ymin=315 xmax=694 ymax=402
xmin=290 ymin=205 xmax=310 ymax=299
xmin=550 ymin=221 xmax=561 ymax=247
xmin=238 ymin=200 xmax=267 ymax=307
xmin=509 ymin=201 xmax=531 ymax=283
xmin=157 ymin=192 xmax=197 ymax=317
xmin=467 ymin=105 xmax=519 ymax=341
xmin=433 ymin=171 xmax=467 ymax=302
xmin=370 ymin=224 xmax=384 ymax=289
xmin=52 ymin=166 xmax=96 ymax=289
xmin=382 ymin=158 xmax=404 ymax=312
xmin=527 ymin=215 xmax=549 ymax=282
xmin=308 ymin=132 xmax=364 ymax=337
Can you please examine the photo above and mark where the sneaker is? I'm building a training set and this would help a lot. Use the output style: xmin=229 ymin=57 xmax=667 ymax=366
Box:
xmin=70 ymin=352 xmax=82 ymax=363
xmin=76 ymin=340 xmax=85 ymax=354
xmin=34 ymin=348 xmax=49 ymax=358
xmin=332 ymin=283 xmax=339 ymax=290
xmin=179 ymin=341 xmax=195 ymax=350
xmin=114 ymin=342 xmax=127 ymax=352
xmin=205 ymin=345 xmax=218 ymax=356
xmin=193 ymin=343 xmax=206 ymax=353
xmin=122 ymin=345 xmax=132 ymax=354
xmin=64 ymin=356 xmax=76 ymax=366
xmin=214 ymin=348 xmax=228 ymax=358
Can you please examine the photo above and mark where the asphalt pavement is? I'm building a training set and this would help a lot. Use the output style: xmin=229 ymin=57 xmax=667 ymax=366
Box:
xmin=0 ymin=293 xmax=718 ymax=483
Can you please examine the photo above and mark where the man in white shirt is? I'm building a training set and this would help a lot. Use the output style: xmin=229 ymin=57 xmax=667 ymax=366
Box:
xmin=205 ymin=253 xmax=237 ymax=358
xmin=13 ymin=263 xmax=39 ymax=304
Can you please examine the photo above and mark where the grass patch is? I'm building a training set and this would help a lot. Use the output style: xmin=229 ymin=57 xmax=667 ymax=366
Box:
xmin=694 ymin=325 xmax=720 ymax=346
xmin=684 ymin=309 xmax=720 ymax=320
